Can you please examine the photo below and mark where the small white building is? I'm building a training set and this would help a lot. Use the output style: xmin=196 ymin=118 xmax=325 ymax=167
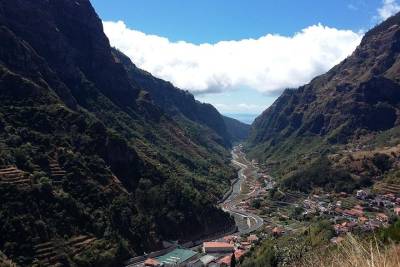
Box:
xmin=188 ymin=255 xmax=217 ymax=267
xmin=356 ymin=190 xmax=368 ymax=200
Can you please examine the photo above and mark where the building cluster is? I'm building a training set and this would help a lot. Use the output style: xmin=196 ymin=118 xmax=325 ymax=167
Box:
xmin=260 ymin=174 xmax=276 ymax=190
xmin=299 ymin=190 xmax=400 ymax=243
xmin=141 ymin=234 xmax=259 ymax=267
xmin=134 ymin=146 xmax=400 ymax=266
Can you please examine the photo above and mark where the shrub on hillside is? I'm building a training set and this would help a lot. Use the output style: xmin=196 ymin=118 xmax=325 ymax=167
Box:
xmin=281 ymin=157 xmax=357 ymax=193
xmin=372 ymin=153 xmax=393 ymax=173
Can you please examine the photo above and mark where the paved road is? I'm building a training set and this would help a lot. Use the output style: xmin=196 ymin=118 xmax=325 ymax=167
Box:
xmin=221 ymin=147 xmax=264 ymax=234
xmin=125 ymin=147 xmax=263 ymax=267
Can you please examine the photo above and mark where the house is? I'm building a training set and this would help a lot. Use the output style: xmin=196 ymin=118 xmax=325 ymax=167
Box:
xmin=334 ymin=224 xmax=348 ymax=235
xmin=394 ymin=207 xmax=400 ymax=216
xmin=272 ymin=227 xmax=284 ymax=237
xmin=334 ymin=221 xmax=357 ymax=235
xmin=347 ymin=221 xmax=358 ymax=228
xmin=203 ymin=242 xmax=234 ymax=253
xmin=188 ymin=255 xmax=217 ymax=267
xmin=247 ymin=234 xmax=259 ymax=243
xmin=354 ymin=205 xmax=364 ymax=211
xmin=358 ymin=216 xmax=369 ymax=224
xmin=234 ymin=249 xmax=246 ymax=261
xmin=356 ymin=190 xmax=368 ymax=200
xmin=362 ymin=221 xmax=381 ymax=231
xmin=239 ymin=242 xmax=252 ymax=250
xmin=319 ymin=206 xmax=328 ymax=214
xmin=376 ymin=198 xmax=395 ymax=208
xmin=304 ymin=199 xmax=317 ymax=210
xmin=376 ymin=213 xmax=389 ymax=223
xmin=144 ymin=258 xmax=161 ymax=267
xmin=335 ymin=207 xmax=343 ymax=214
xmin=217 ymin=255 xmax=232 ymax=267
xmin=343 ymin=208 xmax=364 ymax=218
xmin=384 ymin=193 xmax=396 ymax=201
xmin=223 ymin=235 xmax=237 ymax=243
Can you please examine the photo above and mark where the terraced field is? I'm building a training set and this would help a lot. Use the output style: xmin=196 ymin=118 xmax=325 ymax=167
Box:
xmin=49 ymin=158 xmax=66 ymax=181
xmin=374 ymin=182 xmax=400 ymax=194
xmin=0 ymin=166 xmax=31 ymax=189
xmin=67 ymin=235 xmax=97 ymax=257
xmin=34 ymin=241 xmax=64 ymax=267
xmin=33 ymin=235 xmax=98 ymax=266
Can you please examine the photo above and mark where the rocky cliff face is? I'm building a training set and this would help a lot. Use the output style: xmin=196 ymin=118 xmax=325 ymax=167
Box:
xmin=248 ymin=13 xmax=400 ymax=160
xmin=112 ymin=49 xmax=232 ymax=147
xmin=247 ymin=13 xmax=400 ymax=195
xmin=0 ymin=0 xmax=235 ymax=266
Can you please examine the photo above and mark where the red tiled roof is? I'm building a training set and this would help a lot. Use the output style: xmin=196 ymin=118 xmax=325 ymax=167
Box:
xmin=235 ymin=249 xmax=246 ymax=259
xmin=247 ymin=234 xmax=258 ymax=242
xmin=335 ymin=207 xmax=343 ymax=213
xmin=223 ymin=235 xmax=236 ymax=242
xmin=144 ymin=258 xmax=160 ymax=266
xmin=343 ymin=209 xmax=364 ymax=217
xmin=218 ymin=255 xmax=231 ymax=265
xmin=354 ymin=205 xmax=364 ymax=210
xmin=203 ymin=242 xmax=234 ymax=249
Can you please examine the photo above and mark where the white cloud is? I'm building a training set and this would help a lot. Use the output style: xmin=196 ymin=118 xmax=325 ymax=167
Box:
xmin=378 ymin=0 xmax=400 ymax=21
xmin=103 ymin=21 xmax=362 ymax=95
xmin=214 ymin=103 xmax=265 ymax=113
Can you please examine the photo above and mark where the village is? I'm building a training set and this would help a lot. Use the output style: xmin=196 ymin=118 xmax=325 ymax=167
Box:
xmin=128 ymin=145 xmax=400 ymax=267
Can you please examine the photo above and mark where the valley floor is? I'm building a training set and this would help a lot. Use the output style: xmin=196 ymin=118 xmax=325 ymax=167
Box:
xmin=125 ymin=145 xmax=264 ymax=266
xmin=126 ymin=145 xmax=400 ymax=266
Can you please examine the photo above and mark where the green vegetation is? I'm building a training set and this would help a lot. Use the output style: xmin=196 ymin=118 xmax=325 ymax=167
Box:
xmin=241 ymin=220 xmax=334 ymax=267
xmin=0 ymin=61 xmax=234 ymax=266
xmin=281 ymin=157 xmax=358 ymax=193
xmin=0 ymin=1 xmax=238 ymax=265
xmin=222 ymin=116 xmax=251 ymax=143
xmin=246 ymin=11 xmax=400 ymax=199
xmin=379 ymin=219 xmax=400 ymax=243
xmin=300 ymin=234 xmax=400 ymax=267
xmin=372 ymin=153 xmax=393 ymax=173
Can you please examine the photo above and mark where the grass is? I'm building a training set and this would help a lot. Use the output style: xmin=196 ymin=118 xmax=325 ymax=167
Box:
xmin=299 ymin=234 xmax=400 ymax=267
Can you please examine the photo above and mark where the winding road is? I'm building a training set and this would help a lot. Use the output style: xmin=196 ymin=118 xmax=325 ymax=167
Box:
xmin=125 ymin=146 xmax=264 ymax=266
xmin=221 ymin=147 xmax=264 ymax=234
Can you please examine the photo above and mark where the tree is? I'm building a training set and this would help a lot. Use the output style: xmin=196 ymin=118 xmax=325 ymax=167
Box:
xmin=230 ymin=253 xmax=236 ymax=267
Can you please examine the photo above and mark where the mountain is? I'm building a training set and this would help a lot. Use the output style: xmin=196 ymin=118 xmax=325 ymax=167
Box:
xmin=248 ymin=13 xmax=400 ymax=192
xmin=222 ymin=116 xmax=251 ymax=143
xmin=112 ymin=49 xmax=232 ymax=148
xmin=0 ymin=0 xmax=236 ymax=266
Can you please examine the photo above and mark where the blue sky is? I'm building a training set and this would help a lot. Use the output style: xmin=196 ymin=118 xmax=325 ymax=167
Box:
xmin=91 ymin=0 xmax=399 ymax=123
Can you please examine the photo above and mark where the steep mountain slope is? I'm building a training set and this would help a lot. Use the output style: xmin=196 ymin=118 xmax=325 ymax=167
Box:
xmin=0 ymin=0 xmax=235 ymax=266
xmin=222 ymin=116 xmax=251 ymax=143
xmin=112 ymin=49 xmax=232 ymax=147
xmin=248 ymin=13 xmax=400 ymax=190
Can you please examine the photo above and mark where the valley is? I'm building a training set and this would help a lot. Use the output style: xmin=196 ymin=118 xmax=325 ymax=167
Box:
xmin=1 ymin=0 xmax=400 ymax=266
xmin=131 ymin=142 xmax=400 ymax=266
xmin=221 ymin=146 xmax=264 ymax=234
